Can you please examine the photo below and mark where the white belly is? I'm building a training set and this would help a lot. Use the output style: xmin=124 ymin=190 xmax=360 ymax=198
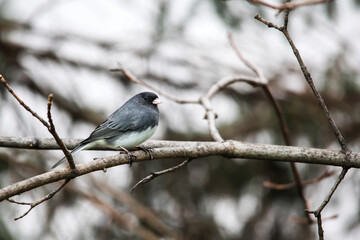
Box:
xmin=112 ymin=126 xmax=156 ymax=148
xmin=83 ymin=126 xmax=157 ymax=150
xmin=109 ymin=126 xmax=157 ymax=149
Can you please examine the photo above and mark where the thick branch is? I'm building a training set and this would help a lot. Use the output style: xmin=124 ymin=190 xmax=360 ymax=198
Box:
xmin=0 ymin=136 xmax=210 ymax=150
xmin=0 ymin=140 xmax=358 ymax=201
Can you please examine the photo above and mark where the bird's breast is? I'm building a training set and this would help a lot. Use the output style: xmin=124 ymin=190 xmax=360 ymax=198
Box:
xmin=106 ymin=125 xmax=157 ymax=149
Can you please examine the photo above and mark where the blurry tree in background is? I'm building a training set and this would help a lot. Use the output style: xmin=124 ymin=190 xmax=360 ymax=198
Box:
xmin=1 ymin=0 xmax=360 ymax=240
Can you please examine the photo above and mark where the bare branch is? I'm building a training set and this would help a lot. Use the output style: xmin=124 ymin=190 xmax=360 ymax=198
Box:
xmin=78 ymin=190 xmax=160 ymax=240
xmin=131 ymin=158 xmax=193 ymax=193
xmin=47 ymin=94 xmax=75 ymax=169
xmin=228 ymin=32 xmax=313 ymax=223
xmin=0 ymin=74 xmax=49 ymax=128
xmin=255 ymin=13 xmax=350 ymax=156
xmin=249 ymin=0 xmax=329 ymax=11
xmin=263 ymin=169 xmax=336 ymax=190
xmin=1 ymin=75 xmax=76 ymax=168
xmin=7 ymin=179 xmax=70 ymax=220
xmin=0 ymin=140 xmax=357 ymax=201
xmin=111 ymin=66 xmax=199 ymax=104
xmin=0 ymin=136 xmax=212 ymax=150
xmin=204 ymin=76 xmax=262 ymax=99
xmin=199 ymin=97 xmax=224 ymax=142
xmin=228 ymin=33 xmax=266 ymax=83
xmin=91 ymin=177 xmax=182 ymax=239
xmin=307 ymin=167 xmax=349 ymax=220
xmin=281 ymin=30 xmax=350 ymax=156
xmin=254 ymin=14 xmax=282 ymax=31
xmin=254 ymin=3 xmax=352 ymax=237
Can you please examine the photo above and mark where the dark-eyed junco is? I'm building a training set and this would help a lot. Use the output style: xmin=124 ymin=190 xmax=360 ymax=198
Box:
xmin=51 ymin=92 xmax=161 ymax=169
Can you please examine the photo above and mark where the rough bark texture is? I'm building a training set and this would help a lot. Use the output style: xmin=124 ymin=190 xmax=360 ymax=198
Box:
xmin=0 ymin=138 xmax=358 ymax=201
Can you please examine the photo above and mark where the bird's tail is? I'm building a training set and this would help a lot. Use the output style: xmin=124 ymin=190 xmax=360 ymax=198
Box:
xmin=51 ymin=143 xmax=88 ymax=169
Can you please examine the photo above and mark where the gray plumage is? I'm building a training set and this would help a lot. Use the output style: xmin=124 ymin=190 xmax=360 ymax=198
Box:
xmin=51 ymin=92 xmax=161 ymax=169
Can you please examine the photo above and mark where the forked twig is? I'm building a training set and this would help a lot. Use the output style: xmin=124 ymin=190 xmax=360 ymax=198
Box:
xmin=0 ymin=75 xmax=75 ymax=168
xmin=254 ymin=13 xmax=350 ymax=155
xmin=7 ymin=179 xmax=70 ymax=220
xmin=131 ymin=158 xmax=194 ymax=193
xmin=0 ymin=74 xmax=76 ymax=218
xmin=228 ymin=32 xmax=313 ymax=223
xmin=253 ymin=1 xmax=351 ymax=238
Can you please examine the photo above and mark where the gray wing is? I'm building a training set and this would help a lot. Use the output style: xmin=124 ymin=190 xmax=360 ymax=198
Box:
xmin=82 ymin=104 xmax=157 ymax=144
xmin=85 ymin=107 xmax=139 ymax=141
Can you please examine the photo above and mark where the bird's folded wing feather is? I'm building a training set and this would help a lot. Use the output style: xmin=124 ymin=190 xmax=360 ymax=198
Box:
xmin=82 ymin=107 xmax=142 ymax=143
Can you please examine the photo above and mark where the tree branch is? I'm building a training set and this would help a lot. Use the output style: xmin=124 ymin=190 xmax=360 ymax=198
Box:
xmin=249 ymin=0 xmax=329 ymax=11
xmin=254 ymin=1 xmax=352 ymax=237
xmin=228 ymin=32 xmax=312 ymax=223
xmin=263 ymin=169 xmax=336 ymax=190
xmin=7 ymin=179 xmax=70 ymax=220
xmin=0 ymin=74 xmax=75 ymax=168
xmin=111 ymin=66 xmax=199 ymax=104
xmin=131 ymin=158 xmax=194 ymax=193
xmin=0 ymin=74 xmax=49 ymax=128
xmin=0 ymin=140 xmax=358 ymax=201
xmin=0 ymin=136 xmax=212 ymax=150
xmin=47 ymin=94 xmax=75 ymax=168
xmin=90 ymin=177 xmax=183 ymax=240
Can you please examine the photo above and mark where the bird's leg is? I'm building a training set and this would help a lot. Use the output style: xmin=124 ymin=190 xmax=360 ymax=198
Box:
xmin=135 ymin=146 xmax=153 ymax=160
xmin=119 ymin=146 xmax=136 ymax=166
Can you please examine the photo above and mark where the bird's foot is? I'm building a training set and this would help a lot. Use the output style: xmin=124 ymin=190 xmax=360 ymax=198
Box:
xmin=119 ymin=147 xmax=136 ymax=167
xmin=135 ymin=146 xmax=153 ymax=160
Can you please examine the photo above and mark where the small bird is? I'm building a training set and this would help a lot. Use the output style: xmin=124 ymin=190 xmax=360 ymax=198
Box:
xmin=51 ymin=92 xmax=161 ymax=169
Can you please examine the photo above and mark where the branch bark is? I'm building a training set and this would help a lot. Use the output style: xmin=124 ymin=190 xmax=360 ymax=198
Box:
xmin=0 ymin=139 xmax=358 ymax=201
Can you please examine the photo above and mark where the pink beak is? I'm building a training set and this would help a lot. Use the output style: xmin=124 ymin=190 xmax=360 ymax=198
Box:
xmin=152 ymin=98 xmax=162 ymax=105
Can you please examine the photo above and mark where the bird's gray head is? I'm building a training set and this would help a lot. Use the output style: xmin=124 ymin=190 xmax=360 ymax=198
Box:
xmin=132 ymin=92 xmax=162 ymax=108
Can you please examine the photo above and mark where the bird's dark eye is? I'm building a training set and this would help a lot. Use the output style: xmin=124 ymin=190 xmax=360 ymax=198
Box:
xmin=144 ymin=97 xmax=148 ymax=100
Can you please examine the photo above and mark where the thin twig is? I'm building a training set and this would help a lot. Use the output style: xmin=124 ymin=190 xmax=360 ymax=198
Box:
xmin=292 ymin=214 xmax=337 ymax=225
xmin=201 ymin=75 xmax=264 ymax=142
xmin=307 ymin=167 xmax=349 ymax=216
xmin=281 ymin=30 xmax=350 ymax=155
xmin=1 ymin=74 xmax=76 ymax=169
xmin=204 ymin=76 xmax=262 ymax=99
xmin=254 ymin=14 xmax=282 ymax=31
xmin=0 ymin=74 xmax=49 ymax=128
xmin=315 ymin=212 xmax=324 ymax=240
xmin=199 ymin=97 xmax=224 ymax=142
xmin=7 ymin=179 xmax=70 ymax=220
xmin=263 ymin=169 xmax=336 ymax=190
xmin=78 ymin=190 xmax=160 ymax=240
xmin=228 ymin=33 xmax=266 ymax=83
xmin=249 ymin=0 xmax=329 ymax=11
xmin=110 ymin=66 xmax=199 ymax=104
xmin=90 ymin=177 xmax=182 ymax=240
xmin=228 ymin=32 xmax=312 ymax=223
xmin=47 ymin=94 xmax=75 ymax=169
xmin=254 ymin=3 xmax=352 ymax=237
xmin=131 ymin=158 xmax=194 ymax=193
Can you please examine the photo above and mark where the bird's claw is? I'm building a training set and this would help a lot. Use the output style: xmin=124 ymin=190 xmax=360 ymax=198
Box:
xmin=135 ymin=146 xmax=153 ymax=160
xmin=119 ymin=147 xmax=137 ymax=167
xmin=127 ymin=153 xmax=137 ymax=167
